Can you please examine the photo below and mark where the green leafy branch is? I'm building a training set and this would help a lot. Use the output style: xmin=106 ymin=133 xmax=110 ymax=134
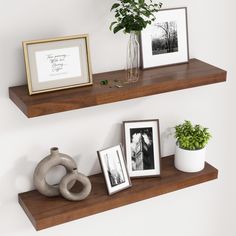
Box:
xmin=175 ymin=121 xmax=212 ymax=150
xmin=110 ymin=0 xmax=162 ymax=34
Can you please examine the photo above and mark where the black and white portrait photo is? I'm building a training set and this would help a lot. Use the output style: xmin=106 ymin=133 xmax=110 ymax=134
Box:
xmin=97 ymin=145 xmax=131 ymax=195
xmin=152 ymin=21 xmax=178 ymax=55
xmin=130 ymin=128 xmax=154 ymax=171
xmin=141 ymin=7 xmax=189 ymax=68
xmin=124 ymin=120 xmax=161 ymax=178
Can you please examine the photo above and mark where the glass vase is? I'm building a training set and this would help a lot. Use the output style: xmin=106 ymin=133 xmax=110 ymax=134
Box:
xmin=126 ymin=31 xmax=140 ymax=83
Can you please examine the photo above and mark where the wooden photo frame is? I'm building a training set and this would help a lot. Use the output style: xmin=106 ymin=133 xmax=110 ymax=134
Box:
xmin=97 ymin=144 xmax=132 ymax=195
xmin=23 ymin=34 xmax=93 ymax=95
xmin=123 ymin=119 xmax=161 ymax=178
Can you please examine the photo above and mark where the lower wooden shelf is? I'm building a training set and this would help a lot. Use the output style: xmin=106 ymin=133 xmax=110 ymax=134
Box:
xmin=18 ymin=156 xmax=218 ymax=231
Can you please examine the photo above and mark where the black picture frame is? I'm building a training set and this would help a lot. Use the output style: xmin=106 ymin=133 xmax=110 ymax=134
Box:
xmin=123 ymin=119 xmax=162 ymax=178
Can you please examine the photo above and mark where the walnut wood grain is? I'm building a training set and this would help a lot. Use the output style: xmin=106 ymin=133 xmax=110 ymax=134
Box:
xmin=18 ymin=156 xmax=218 ymax=231
xmin=9 ymin=59 xmax=226 ymax=118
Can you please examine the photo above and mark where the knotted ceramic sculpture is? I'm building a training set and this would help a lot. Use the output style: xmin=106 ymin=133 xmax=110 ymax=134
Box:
xmin=33 ymin=147 xmax=77 ymax=197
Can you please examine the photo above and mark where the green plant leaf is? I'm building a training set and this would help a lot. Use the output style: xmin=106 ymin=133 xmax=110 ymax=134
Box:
xmin=111 ymin=3 xmax=120 ymax=11
xmin=109 ymin=21 xmax=117 ymax=31
xmin=110 ymin=0 xmax=163 ymax=34
xmin=113 ymin=24 xmax=124 ymax=34
xmin=174 ymin=120 xmax=211 ymax=150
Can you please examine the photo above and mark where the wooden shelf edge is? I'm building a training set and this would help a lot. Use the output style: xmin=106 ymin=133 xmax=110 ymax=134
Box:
xmin=36 ymin=170 xmax=217 ymax=231
xmin=9 ymin=87 xmax=28 ymax=116
xmin=9 ymin=59 xmax=227 ymax=118
xmin=19 ymin=195 xmax=37 ymax=229
xmin=18 ymin=156 xmax=218 ymax=231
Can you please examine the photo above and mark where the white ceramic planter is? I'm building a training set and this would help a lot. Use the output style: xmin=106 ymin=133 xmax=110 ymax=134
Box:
xmin=174 ymin=145 xmax=206 ymax=173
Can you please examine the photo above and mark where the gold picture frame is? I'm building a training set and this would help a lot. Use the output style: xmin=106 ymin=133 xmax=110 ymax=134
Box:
xmin=23 ymin=34 xmax=93 ymax=95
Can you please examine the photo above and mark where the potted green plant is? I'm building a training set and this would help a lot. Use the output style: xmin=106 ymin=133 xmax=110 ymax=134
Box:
xmin=110 ymin=0 xmax=162 ymax=82
xmin=174 ymin=120 xmax=212 ymax=172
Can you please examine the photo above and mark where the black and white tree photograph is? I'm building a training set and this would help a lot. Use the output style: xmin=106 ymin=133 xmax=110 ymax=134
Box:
xmin=130 ymin=127 xmax=154 ymax=171
xmin=105 ymin=151 xmax=125 ymax=187
xmin=141 ymin=8 xmax=189 ymax=68
xmin=152 ymin=21 xmax=179 ymax=55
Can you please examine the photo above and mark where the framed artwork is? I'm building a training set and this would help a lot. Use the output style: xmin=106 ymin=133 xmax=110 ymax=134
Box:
xmin=141 ymin=7 xmax=189 ymax=69
xmin=97 ymin=144 xmax=132 ymax=195
xmin=123 ymin=119 xmax=161 ymax=178
xmin=23 ymin=34 xmax=93 ymax=95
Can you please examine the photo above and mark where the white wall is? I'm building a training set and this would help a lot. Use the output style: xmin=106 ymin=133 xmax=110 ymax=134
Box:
xmin=0 ymin=0 xmax=235 ymax=235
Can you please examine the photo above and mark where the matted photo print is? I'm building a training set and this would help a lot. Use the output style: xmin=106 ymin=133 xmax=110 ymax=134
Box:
xmin=97 ymin=144 xmax=131 ymax=195
xmin=141 ymin=7 xmax=189 ymax=68
xmin=123 ymin=120 xmax=161 ymax=178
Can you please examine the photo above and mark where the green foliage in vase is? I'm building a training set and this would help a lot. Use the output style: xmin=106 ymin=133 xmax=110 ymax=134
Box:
xmin=175 ymin=120 xmax=212 ymax=150
xmin=110 ymin=0 xmax=162 ymax=34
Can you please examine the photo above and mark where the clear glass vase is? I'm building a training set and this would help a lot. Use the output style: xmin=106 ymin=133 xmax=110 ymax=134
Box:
xmin=126 ymin=31 xmax=140 ymax=83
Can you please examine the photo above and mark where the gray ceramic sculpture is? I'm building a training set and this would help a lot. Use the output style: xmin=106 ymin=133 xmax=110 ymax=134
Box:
xmin=59 ymin=168 xmax=92 ymax=201
xmin=33 ymin=147 xmax=77 ymax=197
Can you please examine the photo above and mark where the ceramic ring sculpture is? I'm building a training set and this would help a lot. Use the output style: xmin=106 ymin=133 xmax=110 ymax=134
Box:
xmin=33 ymin=147 xmax=77 ymax=197
xmin=59 ymin=168 xmax=92 ymax=201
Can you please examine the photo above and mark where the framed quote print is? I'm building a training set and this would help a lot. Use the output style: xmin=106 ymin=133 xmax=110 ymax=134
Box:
xmin=23 ymin=34 xmax=93 ymax=95
xmin=141 ymin=7 xmax=189 ymax=69
xmin=123 ymin=119 xmax=161 ymax=178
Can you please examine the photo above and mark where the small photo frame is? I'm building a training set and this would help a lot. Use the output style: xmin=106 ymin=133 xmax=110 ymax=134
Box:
xmin=141 ymin=7 xmax=189 ymax=69
xmin=123 ymin=119 xmax=161 ymax=178
xmin=23 ymin=34 xmax=93 ymax=95
xmin=97 ymin=144 xmax=132 ymax=195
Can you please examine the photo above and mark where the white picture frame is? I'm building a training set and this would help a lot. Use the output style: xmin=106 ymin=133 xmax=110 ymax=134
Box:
xmin=23 ymin=34 xmax=93 ymax=95
xmin=97 ymin=144 xmax=132 ymax=195
xmin=141 ymin=7 xmax=189 ymax=69
xmin=123 ymin=119 xmax=161 ymax=178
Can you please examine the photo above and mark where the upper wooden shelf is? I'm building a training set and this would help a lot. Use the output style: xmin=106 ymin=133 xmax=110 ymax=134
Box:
xmin=9 ymin=59 xmax=226 ymax=118
xmin=18 ymin=156 xmax=218 ymax=231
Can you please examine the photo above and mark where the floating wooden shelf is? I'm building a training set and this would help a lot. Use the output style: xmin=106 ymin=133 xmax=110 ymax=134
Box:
xmin=9 ymin=59 xmax=226 ymax=118
xmin=18 ymin=156 xmax=218 ymax=231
